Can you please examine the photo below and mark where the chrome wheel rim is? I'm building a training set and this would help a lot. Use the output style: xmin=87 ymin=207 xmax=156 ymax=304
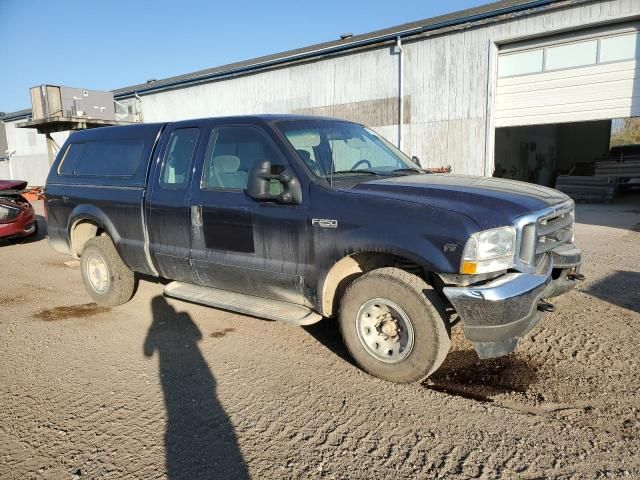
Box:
xmin=86 ymin=254 xmax=110 ymax=294
xmin=356 ymin=298 xmax=415 ymax=364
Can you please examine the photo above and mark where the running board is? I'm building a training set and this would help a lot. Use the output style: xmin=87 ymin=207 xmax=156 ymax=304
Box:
xmin=163 ymin=281 xmax=323 ymax=326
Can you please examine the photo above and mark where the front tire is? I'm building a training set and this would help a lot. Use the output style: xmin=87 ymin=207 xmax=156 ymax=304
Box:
xmin=80 ymin=236 xmax=135 ymax=307
xmin=339 ymin=267 xmax=450 ymax=383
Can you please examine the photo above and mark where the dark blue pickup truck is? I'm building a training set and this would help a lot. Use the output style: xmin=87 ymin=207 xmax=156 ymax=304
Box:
xmin=45 ymin=115 xmax=582 ymax=383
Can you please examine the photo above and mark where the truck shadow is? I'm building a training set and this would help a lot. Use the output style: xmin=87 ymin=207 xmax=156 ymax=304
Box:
xmin=143 ymin=296 xmax=249 ymax=480
xmin=574 ymin=196 xmax=640 ymax=231
xmin=582 ymin=270 xmax=640 ymax=314
xmin=303 ymin=318 xmax=357 ymax=367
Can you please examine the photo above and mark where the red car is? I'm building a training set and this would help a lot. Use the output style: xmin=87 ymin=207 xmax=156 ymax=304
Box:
xmin=0 ymin=180 xmax=37 ymax=241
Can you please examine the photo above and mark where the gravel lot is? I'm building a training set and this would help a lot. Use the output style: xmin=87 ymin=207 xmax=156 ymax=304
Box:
xmin=1 ymin=199 xmax=639 ymax=479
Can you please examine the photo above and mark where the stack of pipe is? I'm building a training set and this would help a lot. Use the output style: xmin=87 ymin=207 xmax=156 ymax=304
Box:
xmin=554 ymin=176 xmax=615 ymax=202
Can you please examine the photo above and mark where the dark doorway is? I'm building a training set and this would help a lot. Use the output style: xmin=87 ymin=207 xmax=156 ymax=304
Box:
xmin=494 ymin=120 xmax=612 ymax=187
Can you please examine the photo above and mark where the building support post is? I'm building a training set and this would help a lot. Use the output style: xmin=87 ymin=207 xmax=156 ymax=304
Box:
xmin=394 ymin=36 xmax=404 ymax=150
xmin=45 ymin=133 xmax=60 ymax=166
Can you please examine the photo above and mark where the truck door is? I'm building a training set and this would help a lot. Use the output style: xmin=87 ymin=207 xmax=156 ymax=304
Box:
xmin=147 ymin=122 xmax=204 ymax=282
xmin=189 ymin=122 xmax=307 ymax=305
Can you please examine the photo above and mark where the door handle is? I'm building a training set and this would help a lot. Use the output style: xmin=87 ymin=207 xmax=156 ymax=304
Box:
xmin=191 ymin=205 xmax=203 ymax=227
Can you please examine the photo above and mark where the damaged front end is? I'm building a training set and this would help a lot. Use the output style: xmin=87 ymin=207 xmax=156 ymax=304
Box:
xmin=439 ymin=200 xmax=583 ymax=359
xmin=0 ymin=180 xmax=37 ymax=240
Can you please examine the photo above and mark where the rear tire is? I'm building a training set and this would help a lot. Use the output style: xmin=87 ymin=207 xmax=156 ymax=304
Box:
xmin=339 ymin=267 xmax=450 ymax=383
xmin=80 ymin=236 xmax=135 ymax=307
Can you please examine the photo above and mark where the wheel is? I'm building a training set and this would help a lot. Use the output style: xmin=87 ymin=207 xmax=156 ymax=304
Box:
xmin=339 ymin=267 xmax=450 ymax=383
xmin=18 ymin=221 xmax=37 ymax=242
xmin=29 ymin=221 xmax=38 ymax=237
xmin=80 ymin=235 xmax=136 ymax=307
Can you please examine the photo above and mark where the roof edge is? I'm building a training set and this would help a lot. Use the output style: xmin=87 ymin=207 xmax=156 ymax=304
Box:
xmin=113 ymin=0 xmax=561 ymax=98
xmin=1 ymin=109 xmax=32 ymax=122
xmin=2 ymin=0 xmax=567 ymax=119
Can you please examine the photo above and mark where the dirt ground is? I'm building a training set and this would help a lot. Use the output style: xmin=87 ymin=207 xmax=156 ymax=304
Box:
xmin=1 ymin=199 xmax=639 ymax=479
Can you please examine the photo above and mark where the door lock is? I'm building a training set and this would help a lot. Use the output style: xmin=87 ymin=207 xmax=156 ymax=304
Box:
xmin=191 ymin=205 xmax=203 ymax=227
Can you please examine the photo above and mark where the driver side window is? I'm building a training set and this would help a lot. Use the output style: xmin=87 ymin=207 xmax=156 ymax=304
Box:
xmin=201 ymin=126 xmax=285 ymax=191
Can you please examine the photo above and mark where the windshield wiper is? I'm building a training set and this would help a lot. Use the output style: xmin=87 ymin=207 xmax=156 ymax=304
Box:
xmin=390 ymin=167 xmax=424 ymax=174
xmin=330 ymin=169 xmax=387 ymax=176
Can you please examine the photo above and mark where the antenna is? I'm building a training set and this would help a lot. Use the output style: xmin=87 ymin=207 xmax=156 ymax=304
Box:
xmin=330 ymin=155 xmax=334 ymax=187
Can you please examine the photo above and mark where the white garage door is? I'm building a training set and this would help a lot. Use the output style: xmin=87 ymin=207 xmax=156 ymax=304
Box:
xmin=495 ymin=24 xmax=640 ymax=127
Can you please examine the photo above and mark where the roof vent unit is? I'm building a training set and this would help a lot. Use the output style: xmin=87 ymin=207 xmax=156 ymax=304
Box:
xmin=29 ymin=85 xmax=116 ymax=122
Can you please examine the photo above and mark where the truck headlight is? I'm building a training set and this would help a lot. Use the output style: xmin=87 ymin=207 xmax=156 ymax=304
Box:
xmin=461 ymin=226 xmax=516 ymax=274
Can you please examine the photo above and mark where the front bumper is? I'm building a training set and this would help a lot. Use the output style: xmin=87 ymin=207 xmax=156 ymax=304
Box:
xmin=442 ymin=243 xmax=582 ymax=359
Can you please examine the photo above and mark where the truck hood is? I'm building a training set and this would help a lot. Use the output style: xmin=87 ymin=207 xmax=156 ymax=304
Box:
xmin=348 ymin=174 xmax=569 ymax=230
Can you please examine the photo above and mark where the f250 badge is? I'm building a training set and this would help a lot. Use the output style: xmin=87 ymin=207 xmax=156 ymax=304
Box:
xmin=312 ymin=218 xmax=338 ymax=229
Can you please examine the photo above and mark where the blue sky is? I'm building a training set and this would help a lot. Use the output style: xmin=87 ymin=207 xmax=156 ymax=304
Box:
xmin=0 ymin=0 xmax=488 ymax=113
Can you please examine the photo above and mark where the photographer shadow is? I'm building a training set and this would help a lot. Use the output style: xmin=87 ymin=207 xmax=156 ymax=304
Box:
xmin=144 ymin=296 xmax=248 ymax=480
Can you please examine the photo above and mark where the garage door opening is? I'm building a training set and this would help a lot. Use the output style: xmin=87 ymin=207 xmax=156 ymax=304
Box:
xmin=493 ymin=120 xmax=612 ymax=186
xmin=494 ymin=118 xmax=640 ymax=204
xmin=492 ymin=23 xmax=640 ymax=199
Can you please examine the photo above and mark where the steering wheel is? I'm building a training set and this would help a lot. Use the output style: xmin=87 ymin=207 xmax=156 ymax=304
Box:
xmin=351 ymin=159 xmax=372 ymax=171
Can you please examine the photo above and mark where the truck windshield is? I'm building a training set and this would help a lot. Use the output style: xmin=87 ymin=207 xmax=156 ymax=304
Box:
xmin=276 ymin=120 xmax=417 ymax=180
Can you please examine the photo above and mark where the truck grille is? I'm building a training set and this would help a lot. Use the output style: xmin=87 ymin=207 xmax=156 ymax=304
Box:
xmin=535 ymin=209 xmax=574 ymax=257
xmin=517 ymin=201 xmax=574 ymax=268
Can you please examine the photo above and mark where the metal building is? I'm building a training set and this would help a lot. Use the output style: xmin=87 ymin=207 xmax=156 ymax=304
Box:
xmin=2 ymin=0 xmax=640 ymax=187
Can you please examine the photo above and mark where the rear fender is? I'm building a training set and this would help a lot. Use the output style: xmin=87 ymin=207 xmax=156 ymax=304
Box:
xmin=67 ymin=204 xmax=121 ymax=258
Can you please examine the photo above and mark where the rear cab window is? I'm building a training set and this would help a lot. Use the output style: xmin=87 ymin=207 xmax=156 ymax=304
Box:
xmin=59 ymin=138 xmax=145 ymax=177
xmin=51 ymin=123 xmax=165 ymax=187
xmin=58 ymin=143 xmax=87 ymax=175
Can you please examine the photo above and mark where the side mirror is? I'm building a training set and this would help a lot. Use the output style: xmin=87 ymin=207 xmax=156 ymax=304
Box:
xmin=247 ymin=160 xmax=302 ymax=205
xmin=411 ymin=155 xmax=421 ymax=166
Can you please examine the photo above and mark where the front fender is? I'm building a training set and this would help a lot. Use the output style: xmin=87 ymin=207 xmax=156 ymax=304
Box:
xmin=335 ymin=231 xmax=457 ymax=274
xmin=313 ymin=215 xmax=477 ymax=316
xmin=314 ymin=238 xmax=451 ymax=317
xmin=330 ymin=200 xmax=477 ymax=274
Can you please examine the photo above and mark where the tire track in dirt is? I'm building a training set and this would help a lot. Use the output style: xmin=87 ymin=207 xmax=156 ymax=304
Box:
xmin=1 ymin=203 xmax=640 ymax=479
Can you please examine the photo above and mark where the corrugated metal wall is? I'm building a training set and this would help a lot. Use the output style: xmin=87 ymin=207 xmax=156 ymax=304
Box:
xmin=138 ymin=0 xmax=640 ymax=177
xmin=4 ymin=0 xmax=640 ymax=185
